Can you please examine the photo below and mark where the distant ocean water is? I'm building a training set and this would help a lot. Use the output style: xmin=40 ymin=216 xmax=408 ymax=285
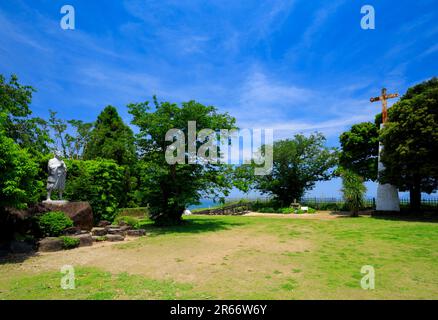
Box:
xmin=188 ymin=199 xmax=218 ymax=210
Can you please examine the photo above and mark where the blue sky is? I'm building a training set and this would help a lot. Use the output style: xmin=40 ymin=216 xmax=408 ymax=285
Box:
xmin=1 ymin=0 xmax=437 ymax=198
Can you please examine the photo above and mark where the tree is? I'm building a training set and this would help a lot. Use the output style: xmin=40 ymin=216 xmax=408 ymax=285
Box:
xmin=249 ymin=133 xmax=337 ymax=206
xmin=65 ymin=120 xmax=93 ymax=159
xmin=83 ymin=106 xmax=135 ymax=166
xmin=0 ymin=74 xmax=51 ymax=155
xmin=64 ymin=159 xmax=125 ymax=223
xmin=339 ymin=122 xmax=379 ymax=181
xmin=340 ymin=168 xmax=367 ymax=217
xmin=48 ymin=109 xmax=68 ymax=156
xmin=128 ymin=98 xmax=236 ymax=224
xmin=380 ymin=77 xmax=438 ymax=211
xmin=0 ymin=134 xmax=41 ymax=210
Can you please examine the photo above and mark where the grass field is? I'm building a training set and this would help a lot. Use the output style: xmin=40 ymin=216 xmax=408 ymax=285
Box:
xmin=1 ymin=213 xmax=438 ymax=299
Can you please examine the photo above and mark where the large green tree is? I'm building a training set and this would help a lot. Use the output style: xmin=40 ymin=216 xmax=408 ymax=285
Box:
xmin=380 ymin=77 xmax=438 ymax=211
xmin=248 ymin=133 xmax=337 ymax=206
xmin=339 ymin=121 xmax=379 ymax=181
xmin=0 ymin=74 xmax=51 ymax=155
xmin=128 ymin=98 xmax=236 ymax=224
xmin=83 ymin=105 xmax=135 ymax=166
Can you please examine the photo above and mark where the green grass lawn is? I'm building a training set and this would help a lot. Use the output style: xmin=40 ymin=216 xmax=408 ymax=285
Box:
xmin=1 ymin=214 xmax=438 ymax=299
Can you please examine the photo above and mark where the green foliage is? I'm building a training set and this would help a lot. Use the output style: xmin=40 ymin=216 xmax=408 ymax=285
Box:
xmin=37 ymin=211 xmax=73 ymax=237
xmin=340 ymin=169 xmax=367 ymax=217
xmin=115 ymin=216 xmax=138 ymax=228
xmin=117 ymin=207 xmax=149 ymax=218
xmin=0 ymin=74 xmax=51 ymax=156
xmin=339 ymin=122 xmax=379 ymax=181
xmin=247 ymin=133 xmax=337 ymax=206
xmin=380 ymin=77 xmax=438 ymax=210
xmin=65 ymin=159 xmax=125 ymax=222
xmin=59 ymin=236 xmax=80 ymax=249
xmin=0 ymin=134 xmax=42 ymax=209
xmin=83 ymin=106 xmax=135 ymax=166
xmin=128 ymin=98 xmax=237 ymax=225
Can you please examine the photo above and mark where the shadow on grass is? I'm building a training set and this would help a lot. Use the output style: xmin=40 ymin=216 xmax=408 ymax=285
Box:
xmin=370 ymin=212 xmax=438 ymax=223
xmin=0 ymin=251 xmax=38 ymax=265
xmin=142 ymin=216 xmax=246 ymax=237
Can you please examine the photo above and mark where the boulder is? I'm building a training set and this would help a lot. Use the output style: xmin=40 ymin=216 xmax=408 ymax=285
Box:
xmin=126 ymin=229 xmax=146 ymax=237
xmin=91 ymin=227 xmax=107 ymax=236
xmin=106 ymin=234 xmax=125 ymax=242
xmin=119 ymin=225 xmax=132 ymax=232
xmin=10 ymin=240 xmax=35 ymax=253
xmin=73 ymin=234 xmax=93 ymax=247
xmin=98 ymin=220 xmax=111 ymax=227
xmin=40 ymin=202 xmax=93 ymax=231
xmin=38 ymin=237 xmax=63 ymax=252
xmin=63 ymin=226 xmax=81 ymax=236
xmin=107 ymin=228 xmax=125 ymax=236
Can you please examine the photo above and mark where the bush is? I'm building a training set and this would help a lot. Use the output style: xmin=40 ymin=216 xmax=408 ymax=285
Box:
xmin=37 ymin=211 xmax=73 ymax=237
xmin=0 ymin=134 xmax=42 ymax=210
xmin=64 ymin=159 xmax=125 ymax=223
xmin=341 ymin=168 xmax=367 ymax=217
xmin=117 ymin=207 xmax=149 ymax=218
xmin=60 ymin=236 xmax=80 ymax=249
xmin=115 ymin=216 xmax=138 ymax=228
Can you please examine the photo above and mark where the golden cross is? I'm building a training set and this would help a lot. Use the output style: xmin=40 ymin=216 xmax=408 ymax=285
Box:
xmin=370 ymin=88 xmax=399 ymax=124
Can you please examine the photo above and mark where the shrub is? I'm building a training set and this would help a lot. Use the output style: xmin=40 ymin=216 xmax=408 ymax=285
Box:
xmin=0 ymin=134 xmax=42 ymax=210
xmin=94 ymin=236 xmax=107 ymax=242
xmin=64 ymin=159 xmax=125 ymax=223
xmin=134 ymin=218 xmax=153 ymax=230
xmin=341 ymin=168 xmax=367 ymax=217
xmin=60 ymin=236 xmax=80 ymax=249
xmin=115 ymin=216 xmax=138 ymax=228
xmin=38 ymin=211 xmax=73 ymax=237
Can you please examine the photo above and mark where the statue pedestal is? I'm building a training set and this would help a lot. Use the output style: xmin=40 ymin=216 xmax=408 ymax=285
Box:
xmin=40 ymin=201 xmax=94 ymax=231
xmin=376 ymin=123 xmax=400 ymax=212
xmin=376 ymin=183 xmax=400 ymax=211
xmin=42 ymin=200 xmax=69 ymax=205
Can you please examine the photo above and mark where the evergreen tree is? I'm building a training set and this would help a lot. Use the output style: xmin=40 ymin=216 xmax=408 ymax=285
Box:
xmin=83 ymin=106 xmax=136 ymax=166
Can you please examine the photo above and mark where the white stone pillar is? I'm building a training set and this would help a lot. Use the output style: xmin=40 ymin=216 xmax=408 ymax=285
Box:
xmin=376 ymin=124 xmax=400 ymax=211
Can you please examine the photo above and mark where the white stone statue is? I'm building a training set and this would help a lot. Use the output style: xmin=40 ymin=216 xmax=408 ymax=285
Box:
xmin=46 ymin=150 xmax=67 ymax=202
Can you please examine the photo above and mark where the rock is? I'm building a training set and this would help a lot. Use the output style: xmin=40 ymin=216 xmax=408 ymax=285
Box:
xmin=107 ymin=228 xmax=125 ymax=236
xmin=72 ymin=234 xmax=93 ymax=247
xmin=119 ymin=225 xmax=131 ymax=232
xmin=38 ymin=237 xmax=63 ymax=252
xmin=118 ymin=220 xmax=128 ymax=226
xmin=106 ymin=234 xmax=125 ymax=242
xmin=98 ymin=220 xmax=111 ymax=227
xmin=10 ymin=241 xmax=34 ymax=253
xmin=91 ymin=227 xmax=107 ymax=236
xmin=40 ymin=201 xmax=93 ymax=231
xmin=126 ymin=229 xmax=146 ymax=237
xmin=92 ymin=236 xmax=107 ymax=242
xmin=63 ymin=226 xmax=81 ymax=235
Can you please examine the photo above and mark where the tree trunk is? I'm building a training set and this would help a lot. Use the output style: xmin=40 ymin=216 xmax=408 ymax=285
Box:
xmin=409 ymin=185 xmax=421 ymax=212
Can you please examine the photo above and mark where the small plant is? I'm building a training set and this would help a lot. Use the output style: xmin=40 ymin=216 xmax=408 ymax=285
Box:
xmin=115 ymin=216 xmax=138 ymax=228
xmin=281 ymin=207 xmax=295 ymax=214
xmin=60 ymin=236 xmax=80 ymax=249
xmin=340 ymin=168 xmax=367 ymax=217
xmin=94 ymin=236 xmax=107 ymax=242
xmin=38 ymin=211 xmax=73 ymax=237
